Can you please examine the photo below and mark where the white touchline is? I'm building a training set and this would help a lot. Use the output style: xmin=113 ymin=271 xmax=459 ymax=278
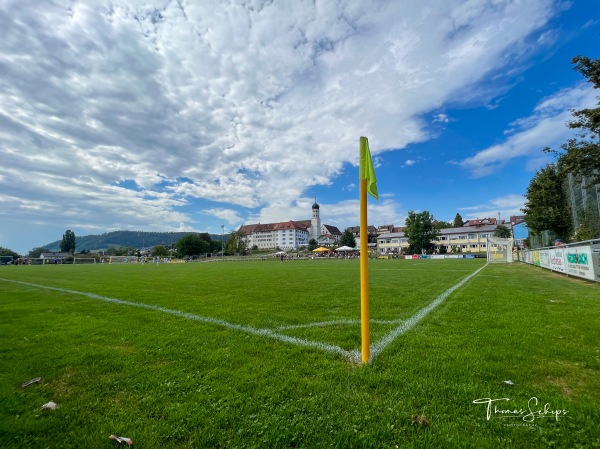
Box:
xmin=0 ymin=278 xmax=353 ymax=360
xmin=369 ymin=263 xmax=488 ymax=360
xmin=1 ymin=264 xmax=486 ymax=364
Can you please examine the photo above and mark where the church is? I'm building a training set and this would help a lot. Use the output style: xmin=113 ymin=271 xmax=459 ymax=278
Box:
xmin=238 ymin=201 xmax=342 ymax=250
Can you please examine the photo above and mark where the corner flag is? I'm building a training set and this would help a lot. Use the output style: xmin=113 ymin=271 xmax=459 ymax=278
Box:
xmin=359 ymin=136 xmax=378 ymax=364
xmin=359 ymin=137 xmax=378 ymax=201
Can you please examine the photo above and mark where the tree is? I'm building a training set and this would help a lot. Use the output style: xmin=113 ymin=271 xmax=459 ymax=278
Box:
xmin=0 ymin=247 xmax=20 ymax=259
xmin=339 ymin=228 xmax=357 ymax=248
xmin=522 ymin=164 xmax=571 ymax=241
xmin=175 ymin=234 xmax=209 ymax=258
xmin=552 ymin=56 xmax=600 ymax=185
xmin=404 ymin=211 xmax=440 ymax=254
xmin=225 ymin=230 xmax=248 ymax=255
xmin=307 ymin=238 xmax=318 ymax=251
xmin=60 ymin=230 xmax=76 ymax=254
xmin=152 ymin=245 xmax=170 ymax=257
xmin=453 ymin=213 xmax=464 ymax=227
xmin=28 ymin=247 xmax=49 ymax=258
xmin=494 ymin=224 xmax=511 ymax=238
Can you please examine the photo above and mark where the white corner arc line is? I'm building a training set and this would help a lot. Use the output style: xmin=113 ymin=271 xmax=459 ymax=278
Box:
xmin=369 ymin=263 xmax=488 ymax=360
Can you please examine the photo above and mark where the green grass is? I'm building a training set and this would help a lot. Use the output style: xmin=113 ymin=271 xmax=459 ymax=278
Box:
xmin=0 ymin=259 xmax=598 ymax=448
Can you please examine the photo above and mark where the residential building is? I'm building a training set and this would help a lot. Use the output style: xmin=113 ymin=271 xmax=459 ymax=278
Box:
xmin=376 ymin=222 xmax=513 ymax=255
xmin=238 ymin=202 xmax=341 ymax=250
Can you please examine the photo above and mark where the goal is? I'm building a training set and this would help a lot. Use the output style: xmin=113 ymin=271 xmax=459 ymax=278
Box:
xmin=108 ymin=256 xmax=139 ymax=264
xmin=486 ymin=237 xmax=513 ymax=263
xmin=73 ymin=258 xmax=97 ymax=265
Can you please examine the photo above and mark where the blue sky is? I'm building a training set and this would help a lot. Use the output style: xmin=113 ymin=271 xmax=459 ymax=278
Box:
xmin=0 ymin=0 xmax=598 ymax=254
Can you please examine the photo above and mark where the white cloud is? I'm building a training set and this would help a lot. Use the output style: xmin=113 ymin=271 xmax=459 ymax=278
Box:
xmin=459 ymin=84 xmax=597 ymax=177
xmin=203 ymin=208 xmax=243 ymax=225
xmin=0 ymin=0 xmax=566 ymax=250
xmin=433 ymin=113 xmax=449 ymax=123
xmin=458 ymin=194 xmax=526 ymax=221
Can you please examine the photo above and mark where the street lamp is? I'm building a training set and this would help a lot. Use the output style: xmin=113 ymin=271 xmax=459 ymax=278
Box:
xmin=221 ymin=225 xmax=225 ymax=258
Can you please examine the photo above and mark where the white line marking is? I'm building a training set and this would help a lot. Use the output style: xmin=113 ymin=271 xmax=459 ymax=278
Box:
xmin=1 ymin=264 xmax=485 ymax=363
xmin=277 ymin=318 xmax=403 ymax=331
xmin=0 ymin=278 xmax=353 ymax=360
xmin=369 ymin=263 xmax=488 ymax=360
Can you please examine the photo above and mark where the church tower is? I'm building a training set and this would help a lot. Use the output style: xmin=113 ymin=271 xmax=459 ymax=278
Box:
xmin=311 ymin=199 xmax=321 ymax=241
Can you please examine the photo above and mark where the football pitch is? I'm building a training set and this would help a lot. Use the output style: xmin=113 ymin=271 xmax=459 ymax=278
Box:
xmin=1 ymin=259 xmax=598 ymax=448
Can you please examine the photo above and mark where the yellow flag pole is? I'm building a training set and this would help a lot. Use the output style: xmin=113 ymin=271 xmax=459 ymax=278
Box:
xmin=359 ymin=137 xmax=370 ymax=363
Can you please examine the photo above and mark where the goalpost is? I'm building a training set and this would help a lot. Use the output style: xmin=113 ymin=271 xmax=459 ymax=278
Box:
xmin=108 ymin=256 xmax=139 ymax=264
xmin=73 ymin=258 xmax=97 ymax=265
xmin=486 ymin=237 xmax=513 ymax=263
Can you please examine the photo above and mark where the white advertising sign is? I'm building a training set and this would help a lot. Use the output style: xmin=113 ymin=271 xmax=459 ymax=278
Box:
xmin=549 ymin=248 xmax=566 ymax=273
xmin=565 ymin=247 xmax=595 ymax=281
xmin=539 ymin=250 xmax=551 ymax=269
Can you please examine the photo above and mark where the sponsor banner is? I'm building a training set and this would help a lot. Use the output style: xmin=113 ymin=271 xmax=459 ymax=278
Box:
xmin=549 ymin=248 xmax=565 ymax=273
xmin=419 ymin=255 xmax=432 ymax=259
xmin=463 ymin=254 xmax=475 ymax=259
xmin=539 ymin=250 xmax=551 ymax=269
xmin=431 ymin=255 xmax=445 ymax=259
xmin=446 ymin=255 xmax=460 ymax=259
xmin=565 ymin=247 xmax=595 ymax=281
xmin=593 ymin=252 xmax=600 ymax=282
xmin=532 ymin=250 xmax=540 ymax=267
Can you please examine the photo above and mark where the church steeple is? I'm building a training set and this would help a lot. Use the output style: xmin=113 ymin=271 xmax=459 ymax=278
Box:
xmin=311 ymin=198 xmax=321 ymax=240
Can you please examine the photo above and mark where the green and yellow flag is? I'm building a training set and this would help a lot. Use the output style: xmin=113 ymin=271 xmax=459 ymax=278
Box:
xmin=359 ymin=136 xmax=378 ymax=363
xmin=359 ymin=137 xmax=379 ymax=201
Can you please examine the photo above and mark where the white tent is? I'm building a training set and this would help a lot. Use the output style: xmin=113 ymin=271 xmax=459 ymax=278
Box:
xmin=335 ymin=246 xmax=354 ymax=251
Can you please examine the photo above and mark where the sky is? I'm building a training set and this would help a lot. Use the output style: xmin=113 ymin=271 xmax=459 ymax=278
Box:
xmin=1 ymin=0 xmax=599 ymax=255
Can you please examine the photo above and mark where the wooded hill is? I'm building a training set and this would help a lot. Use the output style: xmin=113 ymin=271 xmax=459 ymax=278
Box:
xmin=43 ymin=230 xmax=224 ymax=252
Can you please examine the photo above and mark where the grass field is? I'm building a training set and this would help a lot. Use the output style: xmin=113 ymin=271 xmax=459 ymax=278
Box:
xmin=0 ymin=259 xmax=598 ymax=448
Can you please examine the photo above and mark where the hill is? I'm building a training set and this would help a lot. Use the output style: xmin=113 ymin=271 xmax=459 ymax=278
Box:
xmin=43 ymin=230 xmax=224 ymax=252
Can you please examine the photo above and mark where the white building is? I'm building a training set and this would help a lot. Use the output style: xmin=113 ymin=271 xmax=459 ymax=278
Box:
xmin=238 ymin=201 xmax=341 ymax=250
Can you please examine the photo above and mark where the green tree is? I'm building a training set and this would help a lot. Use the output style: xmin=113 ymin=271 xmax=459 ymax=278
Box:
xmin=225 ymin=230 xmax=247 ymax=255
xmin=453 ymin=213 xmax=464 ymax=227
xmin=307 ymin=238 xmax=318 ymax=251
xmin=60 ymin=230 xmax=76 ymax=254
xmin=175 ymin=234 xmax=209 ymax=258
xmin=339 ymin=228 xmax=357 ymax=247
xmin=550 ymin=56 xmax=600 ymax=186
xmin=0 ymin=247 xmax=20 ymax=259
xmin=435 ymin=220 xmax=452 ymax=230
xmin=494 ymin=224 xmax=512 ymax=238
xmin=152 ymin=245 xmax=170 ymax=257
xmin=28 ymin=247 xmax=49 ymax=258
xmin=522 ymin=164 xmax=571 ymax=241
xmin=404 ymin=211 xmax=440 ymax=254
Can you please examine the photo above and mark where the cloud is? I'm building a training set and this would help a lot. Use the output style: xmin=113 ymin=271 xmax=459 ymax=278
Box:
xmin=458 ymin=84 xmax=598 ymax=177
xmin=458 ymin=194 xmax=526 ymax=220
xmin=0 ymin=0 xmax=563 ymax=249
xmin=203 ymin=208 xmax=243 ymax=225
xmin=433 ymin=113 xmax=449 ymax=123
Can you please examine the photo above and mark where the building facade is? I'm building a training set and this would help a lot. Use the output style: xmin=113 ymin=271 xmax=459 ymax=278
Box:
xmin=377 ymin=222 xmax=512 ymax=255
xmin=238 ymin=202 xmax=341 ymax=250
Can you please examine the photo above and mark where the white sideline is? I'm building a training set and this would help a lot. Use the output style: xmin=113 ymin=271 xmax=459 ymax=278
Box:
xmin=369 ymin=263 xmax=488 ymax=360
xmin=1 ymin=264 xmax=486 ymax=363
xmin=0 ymin=278 xmax=353 ymax=360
